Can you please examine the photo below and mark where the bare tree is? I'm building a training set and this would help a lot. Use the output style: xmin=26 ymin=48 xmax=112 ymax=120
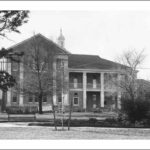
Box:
xmin=22 ymin=35 xmax=53 ymax=114
xmin=20 ymin=34 xmax=62 ymax=130
xmin=116 ymin=49 xmax=145 ymax=101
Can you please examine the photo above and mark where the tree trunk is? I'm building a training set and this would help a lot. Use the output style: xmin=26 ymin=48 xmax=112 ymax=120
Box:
xmin=38 ymin=92 xmax=43 ymax=114
xmin=52 ymin=104 xmax=57 ymax=131
xmin=1 ymin=90 xmax=6 ymax=112
xmin=68 ymin=98 xmax=73 ymax=131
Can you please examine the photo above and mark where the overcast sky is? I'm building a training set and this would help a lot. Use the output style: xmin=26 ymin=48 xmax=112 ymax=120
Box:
xmin=1 ymin=10 xmax=150 ymax=80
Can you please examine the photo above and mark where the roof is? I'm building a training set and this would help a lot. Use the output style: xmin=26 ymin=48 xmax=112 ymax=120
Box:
xmin=137 ymin=79 xmax=150 ymax=88
xmin=68 ymin=54 xmax=126 ymax=70
xmin=7 ymin=33 xmax=70 ymax=55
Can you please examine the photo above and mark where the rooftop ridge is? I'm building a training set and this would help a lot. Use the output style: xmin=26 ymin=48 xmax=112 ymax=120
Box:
xmin=7 ymin=33 xmax=71 ymax=54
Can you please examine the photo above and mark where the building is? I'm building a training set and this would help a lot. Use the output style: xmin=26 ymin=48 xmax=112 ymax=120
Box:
xmin=0 ymin=31 xmax=126 ymax=112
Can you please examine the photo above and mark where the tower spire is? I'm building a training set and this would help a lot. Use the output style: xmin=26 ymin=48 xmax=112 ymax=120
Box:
xmin=57 ymin=28 xmax=65 ymax=48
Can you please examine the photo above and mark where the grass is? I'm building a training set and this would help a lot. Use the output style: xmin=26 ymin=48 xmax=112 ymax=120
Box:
xmin=0 ymin=124 xmax=150 ymax=139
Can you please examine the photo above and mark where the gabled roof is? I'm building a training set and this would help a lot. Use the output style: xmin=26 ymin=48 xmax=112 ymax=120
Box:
xmin=68 ymin=54 xmax=126 ymax=70
xmin=7 ymin=33 xmax=70 ymax=55
xmin=137 ymin=79 xmax=150 ymax=89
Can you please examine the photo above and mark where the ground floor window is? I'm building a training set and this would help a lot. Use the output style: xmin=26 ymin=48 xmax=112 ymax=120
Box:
xmin=12 ymin=93 xmax=17 ymax=102
xmin=43 ymin=96 xmax=47 ymax=102
xmin=104 ymin=92 xmax=117 ymax=109
xmin=58 ymin=93 xmax=62 ymax=103
xmin=28 ymin=95 xmax=33 ymax=102
xmin=34 ymin=96 xmax=38 ymax=102
xmin=73 ymin=93 xmax=79 ymax=106
xmin=73 ymin=97 xmax=79 ymax=105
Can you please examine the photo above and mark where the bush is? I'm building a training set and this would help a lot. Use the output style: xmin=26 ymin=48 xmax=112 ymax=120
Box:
xmin=6 ymin=106 xmax=38 ymax=114
xmin=89 ymin=118 xmax=97 ymax=126
xmin=121 ymin=98 xmax=150 ymax=123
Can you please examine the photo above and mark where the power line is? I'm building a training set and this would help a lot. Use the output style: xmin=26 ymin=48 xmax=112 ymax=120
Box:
xmin=137 ymin=68 xmax=150 ymax=70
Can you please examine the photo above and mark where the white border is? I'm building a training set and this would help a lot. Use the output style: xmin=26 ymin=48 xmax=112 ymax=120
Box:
xmin=0 ymin=1 xmax=150 ymax=11
xmin=0 ymin=1 xmax=150 ymax=149
xmin=0 ymin=140 xmax=150 ymax=149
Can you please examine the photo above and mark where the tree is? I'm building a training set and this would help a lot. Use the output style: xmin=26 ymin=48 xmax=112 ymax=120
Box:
xmin=115 ymin=50 xmax=148 ymax=123
xmin=0 ymin=48 xmax=24 ymax=111
xmin=116 ymin=49 xmax=145 ymax=101
xmin=0 ymin=11 xmax=29 ymax=111
xmin=0 ymin=11 xmax=29 ymax=37
xmin=22 ymin=35 xmax=51 ymax=114
xmin=21 ymin=34 xmax=66 ymax=130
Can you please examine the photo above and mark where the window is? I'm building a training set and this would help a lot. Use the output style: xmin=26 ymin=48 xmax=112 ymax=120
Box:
xmin=12 ymin=94 xmax=17 ymax=102
xmin=73 ymin=93 xmax=79 ymax=105
xmin=73 ymin=97 xmax=79 ymax=105
xmin=93 ymin=94 xmax=96 ymax=101
xmin=93 ymin=79 xmax=97 ymax=88
xmin=28 ymin=95 xmax=33 ymax=102
xmin=74 ymin=93 xmax=78 ymax=96
xmin=12 ymin=62 xmax=19 ymax=72
xmin=34 ymin=96 xmax=38 ymax=102
xmin=74 ymin=78 xmax=78 ymax=88
xmin=58 ymin=94 xmax=62 ymax=103
xmin=43 ymin=96 xmax=47 ymax=102
xmin=93 ymin=104 xmax=97 ymax=109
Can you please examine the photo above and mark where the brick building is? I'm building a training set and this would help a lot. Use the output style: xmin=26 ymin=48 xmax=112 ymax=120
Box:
xmin=1 ymin=31 xmax=127 ymax=112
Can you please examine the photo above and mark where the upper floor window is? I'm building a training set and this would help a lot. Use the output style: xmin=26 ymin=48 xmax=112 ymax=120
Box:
xmin=12 ymin=62 xmax=19 ymax=72
xmin=57 ymin=59 xmax=64 ymax=70
xmin=74 ymin=78 xmax=78 ymax=88
xmin=0 ymin=58 xmax=6 ymax=71
xmin=93 ymin=79 xmax=97 ymax=88
xmin=73 ymin=78 xmax=78 ymax=88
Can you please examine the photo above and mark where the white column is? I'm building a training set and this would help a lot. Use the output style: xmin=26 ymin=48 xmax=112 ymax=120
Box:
xmin=83 ymin=72 xmax=87 ymax=110
xmin=101 ymin=72 xmax=104 ymax=107
xmin=19 ymin=63 xmax=24 ymax=106
xmin=117 ymin=74 xmax=121 ymax=109
xmin=6 ymin=60 xmax=11 ymax=106
xmin=63 ymin=60 xmax=69 ymax=105
xmin=53 ymin=60 xmax=57 ymax=105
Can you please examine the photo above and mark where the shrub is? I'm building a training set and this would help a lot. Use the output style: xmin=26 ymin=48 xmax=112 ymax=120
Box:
xmin=89 ymin=118 xmax=97 ymax=124
xmin=121 ymin=98 xmax=150 ymax=123
xmin=6 ymin=106 xmax=38 ymax=114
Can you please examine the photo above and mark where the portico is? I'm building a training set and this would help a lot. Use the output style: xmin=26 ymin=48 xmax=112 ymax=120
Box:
xmin=69 ymin=67 xmax=122 ymax=111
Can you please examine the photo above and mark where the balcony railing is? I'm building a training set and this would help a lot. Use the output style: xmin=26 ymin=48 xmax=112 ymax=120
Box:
xmin=69 ymin=83 xmax=83 ymax=89
xmin=69 ymin=83 xmax=101 ymax=89
xmin=86 ymin=83 xmax=101 ymax=89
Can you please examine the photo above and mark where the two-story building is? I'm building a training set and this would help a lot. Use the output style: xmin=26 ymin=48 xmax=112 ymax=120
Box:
xmin=1 ymin=31 xmax=125 ymax=112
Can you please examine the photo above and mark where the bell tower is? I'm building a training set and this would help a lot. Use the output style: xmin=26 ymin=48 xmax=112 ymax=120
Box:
xmin=57 ymin=28 xmax=65 ymax=48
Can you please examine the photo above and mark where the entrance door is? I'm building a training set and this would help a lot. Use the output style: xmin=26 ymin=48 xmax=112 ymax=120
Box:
xmin=87 ymin=92 xmax=100 ymax=111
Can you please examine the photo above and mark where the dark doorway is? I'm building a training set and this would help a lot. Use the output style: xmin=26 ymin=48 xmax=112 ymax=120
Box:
xmin=87 ymin=92 xmax=100 ymax=111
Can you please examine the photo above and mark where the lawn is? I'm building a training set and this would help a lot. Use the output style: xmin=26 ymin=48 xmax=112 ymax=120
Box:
xmin=0 ymin=123 xmax=150 ymax=139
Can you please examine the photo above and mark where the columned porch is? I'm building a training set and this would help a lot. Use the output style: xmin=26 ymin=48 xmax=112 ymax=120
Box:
xmin=69 ymin=70 xmax=122 ymax=112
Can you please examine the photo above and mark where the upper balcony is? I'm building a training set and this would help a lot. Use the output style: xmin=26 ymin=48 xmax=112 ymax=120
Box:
xmin=87 ymin=83 xmax=101 ymax=89
xmin=69 ymin=83 xmax=83 ymax=89
xmin=69 ymin=82 xmax=101 ymax=90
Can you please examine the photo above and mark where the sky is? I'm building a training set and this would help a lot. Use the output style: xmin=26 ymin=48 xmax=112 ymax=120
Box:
xmin=1 ymin=10 xmax=150 ymax=80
